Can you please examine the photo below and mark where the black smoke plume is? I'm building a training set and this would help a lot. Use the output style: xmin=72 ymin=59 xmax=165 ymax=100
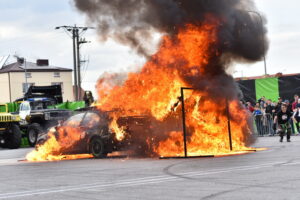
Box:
xmin=73 ymin=0 xmax=268 ymax=62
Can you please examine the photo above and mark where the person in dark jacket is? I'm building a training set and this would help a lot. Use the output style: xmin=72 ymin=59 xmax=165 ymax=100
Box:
xmin=83 ymin=91 xmax=94 ymax=107
xmin=264 ymin=99 xmax=275 ymax=135
xmin=275 ymin=97 xmax=283 ymax=113
xmin=274 ymin=103 xmax=293 ymax=142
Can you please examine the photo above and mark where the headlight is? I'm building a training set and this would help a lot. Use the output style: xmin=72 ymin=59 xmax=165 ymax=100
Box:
xmin=49 ymin=127 xmax=56 ymax=133
xmin=44 ymin=112 xmax=51 ymax=120
xmin=11 ymin=116 xmax=17 ymax=121
xmin=25 ymin=115 xmax=31 ymax=122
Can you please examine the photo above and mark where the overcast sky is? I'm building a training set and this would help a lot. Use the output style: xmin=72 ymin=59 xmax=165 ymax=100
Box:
xmin=0 ymin=0 xmax=299 ymax=96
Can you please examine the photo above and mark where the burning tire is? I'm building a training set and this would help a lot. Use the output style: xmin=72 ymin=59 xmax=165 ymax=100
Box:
xmin=27 ymin=123 xmax=44 ymax=147
xmin=4 ymin=124 xmax=22 ymax=149
xmin=89 ymin=137 xmax=107 ymax=158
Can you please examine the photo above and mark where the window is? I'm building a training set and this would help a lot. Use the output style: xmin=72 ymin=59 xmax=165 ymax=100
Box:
xmin=51 ymin=82 xmax=64 ymax=94
xmin=53 ymin=72 xmax=60 ymax=77
xmin=26 ymin=73 xmax=32 ymax=78
xmin=22 ymin=83 xmax=35 ymax=93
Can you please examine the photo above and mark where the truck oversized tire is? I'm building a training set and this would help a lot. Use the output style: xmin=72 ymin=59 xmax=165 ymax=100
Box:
xmin=90 ymin=137 xmax=107 ymax=158
xmin=5 ymin=124 xmax=22 ymax=149
xmin=27 ymin=123 xmax=44 ymax=147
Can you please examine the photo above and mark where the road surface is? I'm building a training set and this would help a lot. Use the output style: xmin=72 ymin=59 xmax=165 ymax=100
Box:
xmin=0 ymin=136 xmax=300 ymax=200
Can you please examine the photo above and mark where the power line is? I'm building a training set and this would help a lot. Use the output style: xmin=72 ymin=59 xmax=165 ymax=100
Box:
xmin=55 ymin=25 xmax=94 ymax=101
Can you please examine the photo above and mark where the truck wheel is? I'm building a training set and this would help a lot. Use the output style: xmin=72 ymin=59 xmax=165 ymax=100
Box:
xmin=5 ymin=124 xmax=22 ymax=149
xmin=90 ymin=137 xmax=107 ymax=158
xmin=27 ymin=123 xmax=44 ymax=147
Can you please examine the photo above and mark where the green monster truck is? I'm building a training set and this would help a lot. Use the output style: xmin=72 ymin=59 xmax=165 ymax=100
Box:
xmin=0 ymin=104 xmax=22 ymax=149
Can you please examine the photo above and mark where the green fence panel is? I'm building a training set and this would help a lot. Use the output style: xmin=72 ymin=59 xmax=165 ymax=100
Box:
xmin=255 ymin=78 xmax=279 ymax=102
xmin=47 ymin=101 xmax=85 ymax=111
xmin=7 ymin=103 xmax=20 ymax=112
xmin=66 ymin=101 xmax=86 ymax=110
xmin=49 ymin=102 xmax=68 ymax=110
xmin=0 ymin=104 xmax=7 ymax=113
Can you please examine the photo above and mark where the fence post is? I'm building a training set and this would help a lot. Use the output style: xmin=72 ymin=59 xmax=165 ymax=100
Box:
xmin=226 ymin=99 xmax=233 ymax=151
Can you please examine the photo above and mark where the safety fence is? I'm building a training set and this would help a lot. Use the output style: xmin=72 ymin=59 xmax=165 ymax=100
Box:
xmin=253 ymin=113 xmax=299 ymax=136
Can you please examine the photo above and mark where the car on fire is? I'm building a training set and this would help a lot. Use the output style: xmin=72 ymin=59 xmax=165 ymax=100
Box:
xmin=36 ymin=108 xmax=153 ymax=158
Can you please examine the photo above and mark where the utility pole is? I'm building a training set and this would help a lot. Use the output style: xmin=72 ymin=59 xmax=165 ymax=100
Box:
xmin=77 ymin=38 xmax=90 ymax=100
xmin=73 ymin=28 xmax=78 ymax=101
xmin=55 ymin=25 xmax=94 ymax=101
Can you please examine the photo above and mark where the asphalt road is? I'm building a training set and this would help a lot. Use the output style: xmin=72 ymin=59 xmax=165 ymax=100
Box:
xmin=0 ymin=136 xmax=300 ymax=200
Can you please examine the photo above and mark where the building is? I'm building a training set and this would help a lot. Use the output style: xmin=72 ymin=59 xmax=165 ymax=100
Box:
xmin=0 ymin=59 xmax=74 ymax=103
xmin=236 ymin=73 xmax=300 ymax=103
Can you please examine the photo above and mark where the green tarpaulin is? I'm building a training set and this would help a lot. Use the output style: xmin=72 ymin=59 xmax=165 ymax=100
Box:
xmin=48 ymin=101 xmax=86 ymax=111
xmin=0 ymin=104 xmax=7 ymax=113
xmin=255 ymin=78 xmax=279 ymax=102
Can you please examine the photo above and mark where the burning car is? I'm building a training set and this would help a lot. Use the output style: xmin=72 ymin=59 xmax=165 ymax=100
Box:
xmin=33 ymin=108 xmax=153 ymax=160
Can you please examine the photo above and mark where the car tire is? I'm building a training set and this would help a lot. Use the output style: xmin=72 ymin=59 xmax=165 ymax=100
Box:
xmin=5 ymin=124 xmax=22 ymax=149
xmin=90 ymin=137 xmax=107 ymax=158
xmin=27 ymin=123 xmax=44 ymax=147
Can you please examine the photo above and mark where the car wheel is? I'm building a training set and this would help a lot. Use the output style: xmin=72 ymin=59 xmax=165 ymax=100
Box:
xmin=90 ymin=137 xmax=107 ymax=158
xmin=27 ymin=123 xmax=44 ymax=147
xmin=5 ymin=124 xmax=22 ymax=149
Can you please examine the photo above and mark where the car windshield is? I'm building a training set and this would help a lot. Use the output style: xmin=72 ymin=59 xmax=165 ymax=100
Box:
xmin=20 ymin=102 xmax=30 ymax=111
xmin=64 ymin=112 xmax=101 ymax=128
xmin=29 ymin=101 xmax=55 ymax=110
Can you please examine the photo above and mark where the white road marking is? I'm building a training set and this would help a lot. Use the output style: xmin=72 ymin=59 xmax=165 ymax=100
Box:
xmin=0 ymin=161 xmax=285 ymax=199
xmin=0 ymin=158 xmax=23 ymax=166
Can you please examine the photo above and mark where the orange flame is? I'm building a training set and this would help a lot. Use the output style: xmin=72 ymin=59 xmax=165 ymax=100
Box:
xmin=109 ymin=116 xmax=127 ymax=141
xmin=26 ymin=126 xmax=92 ymax=162
xmin=96 ymin=17 xmax=255 ymax=157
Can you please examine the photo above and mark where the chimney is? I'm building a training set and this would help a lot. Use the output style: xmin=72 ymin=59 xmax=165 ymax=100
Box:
xmin=36 ymin=59 xmax=49 ymax=66
xmin=17 ymin=57 xmax=25 ymax=64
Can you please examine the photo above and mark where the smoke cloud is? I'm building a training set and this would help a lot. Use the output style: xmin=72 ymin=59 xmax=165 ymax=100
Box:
xmin=73 ymin=0 xmax=268 ymax=62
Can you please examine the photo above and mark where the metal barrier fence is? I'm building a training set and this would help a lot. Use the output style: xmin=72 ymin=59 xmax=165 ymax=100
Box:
xmin=253 ymin=113 xmax=275 ymax=136
xmin=253 ymin=113 xmax=299 ymax=136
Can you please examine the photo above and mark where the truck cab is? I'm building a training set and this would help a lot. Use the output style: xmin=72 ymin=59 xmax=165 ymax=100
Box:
xmin=18 ymin=98 xmax=72 ymax=147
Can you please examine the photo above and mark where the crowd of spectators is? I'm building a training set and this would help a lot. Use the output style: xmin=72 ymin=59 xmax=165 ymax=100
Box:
xmin=242 ymin=95 xmax=300 ymax=136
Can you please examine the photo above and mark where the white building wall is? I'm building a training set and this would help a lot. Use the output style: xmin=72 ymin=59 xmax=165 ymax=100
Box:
xmin=0 ymin=73 xmax=10 ymax=103
xmin=9 ymin=71 xmax=74 ymax=102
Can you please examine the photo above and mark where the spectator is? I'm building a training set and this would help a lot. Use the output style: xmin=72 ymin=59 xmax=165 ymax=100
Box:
xmin=253 ymin=105 xmax=262 ymax=115
xmin=272 ymin=101 xmax=278 ymax=133
xmin=253 ymin=106 xmax=263 ymax=136
xmin=259 ymin=96 xmax=266 ymax=109
xmin=284 ymin=100 xmax=293 ymax=112
xmin=264 ymin=99 xmax=274 ymax=136
xmin=275 ymin=97 xmax=283 ymax=113
xmin=265 ymin=99 xmax=274 ymax=114
xmin=246 ymin=102 xmax=254 ymax=113
xmin=293 ymin=104 xmax=300 ymax=134
xmin=284 ymin=100 xmax=296 ymax=134
xmin=255 ymin=102 xmax=260 ymax=108
xmin=272 ymin=101 xmax=277 ymax=116
xmin=83 ymin=91 xmax=94 ymax=107
xmin=292 ymin=94 xmax=299 ymax=111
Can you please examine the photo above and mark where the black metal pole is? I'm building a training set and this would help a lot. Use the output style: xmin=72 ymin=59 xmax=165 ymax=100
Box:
xmin=181 ymin=88 xmax=188 ymax=158
xmin=226 ymin=98 xmax=233 ymax=151
xmin=76 ymin=29 xmax=81 ymax=101
xmin=73 ymin=28 xmax=78 ymax=101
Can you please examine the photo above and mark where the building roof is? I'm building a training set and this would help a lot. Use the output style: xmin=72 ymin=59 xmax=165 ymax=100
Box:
xmin=235 ymin=72 xmax=300 ymax=81
xmin=0 ymin=61 xmax=72 ymax=74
